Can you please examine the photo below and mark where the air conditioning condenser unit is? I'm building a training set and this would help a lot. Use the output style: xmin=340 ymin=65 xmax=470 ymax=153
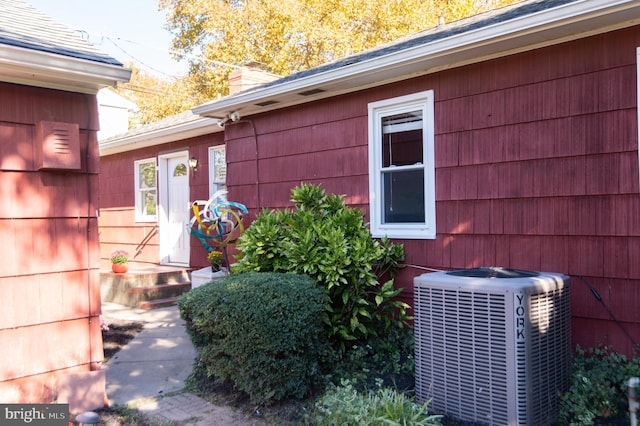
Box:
xmin=414 ymin=267 xmax=571 ymax=426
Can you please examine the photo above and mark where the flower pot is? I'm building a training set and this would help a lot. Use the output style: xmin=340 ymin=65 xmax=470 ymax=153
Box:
xmin=211 ymin=264 xmax=221 ymax=272
xmin=192 ymin=267 xmax=227 ymax=289
xmin=112 ymin=263 xmax=128 ymax=273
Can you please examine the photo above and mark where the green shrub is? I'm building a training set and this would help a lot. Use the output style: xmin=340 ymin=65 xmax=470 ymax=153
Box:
xmin=178 ymin=272 xmax=328 ymax=404
xmin=558 ymin=346 xmax=640 ymax=425
xmin=314 ymin=379 xmax=442 ymax=426
xmin=233 ymin=183 xmax=408 ymax=349
xmin=329 ymin=327 xmax=415 ymax=389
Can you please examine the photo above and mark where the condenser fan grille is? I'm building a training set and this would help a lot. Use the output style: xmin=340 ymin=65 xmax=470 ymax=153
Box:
xmin=415 ymin=287 xmax=509 ymax=423
xmin=527 ymin=287 xmax=572 ymax=424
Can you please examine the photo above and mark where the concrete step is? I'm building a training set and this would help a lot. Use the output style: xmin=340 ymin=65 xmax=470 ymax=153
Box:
xmin=128 ymin=282 xmax=191 ymax=297
xmin=102 ymin=268 xmax=190 ymax=288
xmin=138 ymin=297 xmax=180 ymax=310
xmin=101 ymin=266 xmax=192 ymax=308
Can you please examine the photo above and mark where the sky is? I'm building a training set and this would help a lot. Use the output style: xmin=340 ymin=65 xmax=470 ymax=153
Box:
xmin=26 ymin=0 xmax=188 ymax=77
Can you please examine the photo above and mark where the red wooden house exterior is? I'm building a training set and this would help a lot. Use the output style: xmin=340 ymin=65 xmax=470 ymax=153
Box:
xmin=0 ymin=0 xmax=130 ymax=408
xmin=101 ymin=0 xmax=640 ymax=356
xmin=99 ymin=112 xmax=223 ymax=270
xmin=98 ymin=66 xmax=275 ymax=271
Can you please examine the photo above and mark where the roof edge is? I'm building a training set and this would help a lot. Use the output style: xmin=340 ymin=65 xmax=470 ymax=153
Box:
xmin=0 ymin=44 xmax=131 ymax=94
xmin=193 ymin=0 xmax=640 ymax=118
xmin=99 ymin=116 xmax=220 ymax=156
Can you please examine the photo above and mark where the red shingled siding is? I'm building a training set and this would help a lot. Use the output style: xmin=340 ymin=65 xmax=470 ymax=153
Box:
xmin=224 ymin=26 xmax=640 ymax=356
xmin=0 ymin=82 xmax=103 ymax=403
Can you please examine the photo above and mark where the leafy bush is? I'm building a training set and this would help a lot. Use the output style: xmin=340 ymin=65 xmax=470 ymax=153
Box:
xmin=178 ymin=272 xmax=328 ymax=404
xmin=558 ymin=346 xmax=640 ymax=425
xmin=314 ymin=379 xmax=442 ymax=426
xmin=234 ymin=183 xmax=408 ymax=349
xmin=329 ymin=327 xmax=415 ymax=389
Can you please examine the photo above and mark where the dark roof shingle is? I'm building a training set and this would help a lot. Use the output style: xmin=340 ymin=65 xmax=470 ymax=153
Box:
xmin=0 ymin=0 xmax=122 ymax=66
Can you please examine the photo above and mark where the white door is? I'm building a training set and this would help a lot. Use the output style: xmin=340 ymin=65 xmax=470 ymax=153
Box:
xmin=159 ymin=152 xmax=190 ymax=265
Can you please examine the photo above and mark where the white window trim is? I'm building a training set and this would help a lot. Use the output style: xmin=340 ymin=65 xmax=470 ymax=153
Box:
xmin=134 ymin=157 xmax=157 ymax=222
xmin=208 ymin=145 xmax=227 ymax=198
xmin=368 ymin=90 xmax=436 ymax=239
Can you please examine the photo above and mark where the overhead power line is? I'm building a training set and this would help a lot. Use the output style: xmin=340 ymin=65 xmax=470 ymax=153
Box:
xmin=76 ymin=29 xmax=239 ymax=74
xmin=116 ymin=83 xmax=205 ymax=102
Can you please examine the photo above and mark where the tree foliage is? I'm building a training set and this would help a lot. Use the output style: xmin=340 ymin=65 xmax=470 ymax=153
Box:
xmin=114 ymin=63 xmax=209 ymax=126
xmin=119 ymin=0 xmax=518 ymax=122
xmin=158 ymin=0 xmax=519 ymax=99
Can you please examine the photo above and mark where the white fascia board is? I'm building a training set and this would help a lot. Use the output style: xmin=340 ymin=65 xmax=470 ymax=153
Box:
xmin=193 ymin=0 xmax=640 ymax=118
xmin=99 ymin=117 xmax=221 ymax=156
xmin=0 ymin=44 xmax=131 ymax=94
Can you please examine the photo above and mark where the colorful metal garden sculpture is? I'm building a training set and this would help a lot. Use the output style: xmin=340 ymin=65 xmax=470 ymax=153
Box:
xmin=189 ymin=190 xmax=248 ymax=270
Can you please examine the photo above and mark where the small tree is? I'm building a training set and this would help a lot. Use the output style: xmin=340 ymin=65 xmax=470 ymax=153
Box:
xmin=234 ymin=183 xmax=407 ymax=350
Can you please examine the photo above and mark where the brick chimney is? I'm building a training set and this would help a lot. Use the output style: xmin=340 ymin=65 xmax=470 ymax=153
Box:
xmin=228 ymin=61 xmax=279 ymax=95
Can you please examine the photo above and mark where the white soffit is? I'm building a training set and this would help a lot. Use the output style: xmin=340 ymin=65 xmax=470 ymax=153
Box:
xmin=0 ymin=44 xmax=132 ymax=94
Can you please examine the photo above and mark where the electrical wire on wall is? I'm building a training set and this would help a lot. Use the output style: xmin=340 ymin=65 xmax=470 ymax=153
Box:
xmin=404 ymin=264 xmax=445 ymax=273
xmin=578 ymin=275 xmax=640 ymax=350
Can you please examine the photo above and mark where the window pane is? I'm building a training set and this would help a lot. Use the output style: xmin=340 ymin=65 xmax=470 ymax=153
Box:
xmin=143 ymin=190 xmax=157 ymax=216
xmin=173 ymin=163 xmax=187 ymax=177
xmin=382 ymin=111 xmax=423 ymax=167
xmin=382 ymin=169 xmax=424 ymax=223
xmin=139 ymin=162 xmax=156 ymax=189
xmin=213 ymin=149 xmax=226 ymax=182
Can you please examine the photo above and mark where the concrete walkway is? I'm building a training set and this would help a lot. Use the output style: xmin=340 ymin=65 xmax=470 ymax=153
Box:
xmin=101 ymin=303 xmax=260 ymax=426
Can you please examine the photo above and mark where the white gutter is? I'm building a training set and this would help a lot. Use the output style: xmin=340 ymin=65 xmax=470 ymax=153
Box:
xmin=99 ymin=116 xmax=221 ymax=156
xmin=193 ymin=0 xmax=640 ymax=118
xmin=0 ymin=44 xmax=131 ymax=94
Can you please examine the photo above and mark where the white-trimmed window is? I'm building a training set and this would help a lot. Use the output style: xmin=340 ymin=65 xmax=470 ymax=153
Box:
xmin=134 ymin=158 xmax=157 ymax=222
xmin=368 ymin=90 xmax=436 ymax=239
xmin=208 ymin=145 xmax=227 ymax=197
